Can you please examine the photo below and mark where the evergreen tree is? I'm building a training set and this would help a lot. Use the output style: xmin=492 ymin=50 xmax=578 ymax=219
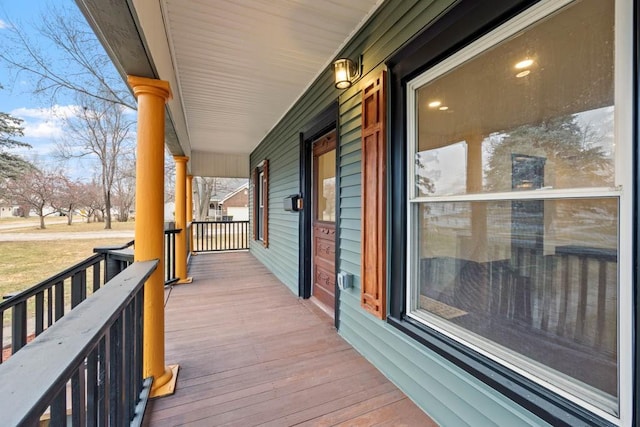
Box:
xmin=0 ymin=84 xmax=33 ymax=179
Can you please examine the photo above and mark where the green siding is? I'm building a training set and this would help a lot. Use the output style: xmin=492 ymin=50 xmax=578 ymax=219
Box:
xmin=249 ymin=0 xmax=551 ymax=425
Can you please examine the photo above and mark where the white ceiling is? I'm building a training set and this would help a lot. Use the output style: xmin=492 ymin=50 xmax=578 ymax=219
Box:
xmin=159 ymin=0 xmax=383 ymax=156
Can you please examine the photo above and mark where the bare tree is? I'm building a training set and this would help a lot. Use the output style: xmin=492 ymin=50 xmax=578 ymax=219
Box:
xmin=0 ymin=4 xmax=135 ymax=110
xmin=78 ymin=180 xmax=105 ymax=223
xmin=164 ymin=150 xmax=176 ymax=204
xmin=58 ymin=93 xmax=135 ymax=229
xmin=51 ymin=176 xmax=83 ymax=225
xmin=113 ymin=153 xmax=136 ymax=222
xmin=2 ymin=167 xmax=61 ymax=229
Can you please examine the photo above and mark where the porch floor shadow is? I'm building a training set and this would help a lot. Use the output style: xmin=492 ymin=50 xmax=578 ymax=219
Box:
xmin=144 ymin=251 xmax=436 ymax=426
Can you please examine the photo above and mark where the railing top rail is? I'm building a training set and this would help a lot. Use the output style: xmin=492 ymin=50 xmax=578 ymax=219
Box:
xmin=93 ymin=239 xmax=135 ymax=254
xmin=0 ymin=260 xmax=157 ymax=427
xmin=0 ymin=252 xmax=105 ymax=309
xmin=192 ymin=220 xmax=249 ymax=224
xmin=164 ymin=228 xmax=182 ymax=235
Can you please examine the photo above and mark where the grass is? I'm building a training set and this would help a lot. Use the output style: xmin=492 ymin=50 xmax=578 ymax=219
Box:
xmin=0 ymin=238 xmax=131 ymax=297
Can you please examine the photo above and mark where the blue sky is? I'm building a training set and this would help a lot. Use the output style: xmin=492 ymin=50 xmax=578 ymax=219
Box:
xmin=0 ymin=0 xmax=128 ymax=180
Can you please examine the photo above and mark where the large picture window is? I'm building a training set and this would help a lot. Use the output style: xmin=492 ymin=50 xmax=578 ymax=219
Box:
xmin=405 ymin=0 xmax=631 ymax=421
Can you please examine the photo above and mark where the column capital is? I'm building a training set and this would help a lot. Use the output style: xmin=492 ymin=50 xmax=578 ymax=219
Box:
xmin=127 ymin=75 xmax=173 ymax=101
xmin=173 ymin=155 xmax=189 ymax=164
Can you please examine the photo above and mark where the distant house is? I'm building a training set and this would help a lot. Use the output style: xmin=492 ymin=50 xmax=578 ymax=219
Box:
xmin=0 ymin=200 xmax=20 ymax=218
xmin=220 ymin=183 xmax=248 ymax=221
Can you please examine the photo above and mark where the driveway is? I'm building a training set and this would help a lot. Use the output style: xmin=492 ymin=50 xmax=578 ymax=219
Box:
xmin=0 ymin=230 xmax=134 ymax=242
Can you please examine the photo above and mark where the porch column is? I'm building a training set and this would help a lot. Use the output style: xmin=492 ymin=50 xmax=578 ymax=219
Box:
xmin=186 ymin=174 xmax=194 ymax=253
xmin=127 ymin=75 xmax=178 ymax=397
xmin=174 ymin=156 xmax=192 ymax=283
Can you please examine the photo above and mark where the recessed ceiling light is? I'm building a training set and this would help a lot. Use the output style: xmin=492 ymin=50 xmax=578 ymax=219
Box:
xmin=428 ymin=100 xmax=442 ymax=108
xmin=516 ymin=70 xmax=531 ymax=78
xmin=515 ymin=58 xmax=534 ymax=69
xmin=438 ymin=106 xmax=449 ymax=111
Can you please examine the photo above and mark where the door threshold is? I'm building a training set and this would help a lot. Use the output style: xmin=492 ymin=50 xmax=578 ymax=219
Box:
xmin=306 ymin=296 xmax=335 ymax=321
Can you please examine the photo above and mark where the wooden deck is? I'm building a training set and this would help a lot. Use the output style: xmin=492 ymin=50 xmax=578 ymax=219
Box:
xmin=144 ymin=252 xmax=436 ymax=426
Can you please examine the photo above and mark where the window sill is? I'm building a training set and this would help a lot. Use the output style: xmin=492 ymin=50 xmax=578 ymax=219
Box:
xmin=387 ymin=315 xmax=615 ymax=427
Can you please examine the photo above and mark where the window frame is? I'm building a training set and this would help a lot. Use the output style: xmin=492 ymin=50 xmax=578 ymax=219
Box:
xmin=386 ymin=0 xmax=635 ymax=425
xmin=253 ymin=160 xmax=269 ymax=247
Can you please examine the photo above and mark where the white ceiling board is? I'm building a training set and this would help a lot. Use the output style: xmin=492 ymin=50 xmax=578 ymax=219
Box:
xmin=161 ymin=0 xmax=383 ymax=156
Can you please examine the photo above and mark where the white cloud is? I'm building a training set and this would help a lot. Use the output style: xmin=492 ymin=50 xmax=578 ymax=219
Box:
xmin=10 ymin=105 xmax=82 ymax=140
xmin=0 ymin=19 xmax=10 ymax=30
xmin=11 ymin=105 xmax=82 ymax=121
xmin=22 ymin=120 xmax=64 ymax=139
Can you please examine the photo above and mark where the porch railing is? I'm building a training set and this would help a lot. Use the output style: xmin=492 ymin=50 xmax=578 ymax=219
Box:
xmin=1 ymin=240 xmax=134 ymax=361
xmin=0 ymin=260 xmax=157 ymax=426
xmin=164 ymin=228 xmax=180 ymax=285
xmin=192 ymin=220 xmax=249 ymax=252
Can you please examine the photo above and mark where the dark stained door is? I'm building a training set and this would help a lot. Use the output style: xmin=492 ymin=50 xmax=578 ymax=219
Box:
xmin=312 ymin=131 xmax=337 ymax=315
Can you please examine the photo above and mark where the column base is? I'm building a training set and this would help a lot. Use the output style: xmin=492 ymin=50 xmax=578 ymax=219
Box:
xmin=177 ymin=277 xmax=193 ymax=284
xmin=150 ymin=364 xmax=179 ymax=398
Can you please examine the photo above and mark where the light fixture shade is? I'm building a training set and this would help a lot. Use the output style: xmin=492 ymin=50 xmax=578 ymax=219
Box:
xmin=333 ymin=58 xmax=357 ymax=89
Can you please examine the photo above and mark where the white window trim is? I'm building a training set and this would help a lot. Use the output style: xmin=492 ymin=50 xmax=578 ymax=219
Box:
xmin=404 ymin=0 xmax=633 ymax=424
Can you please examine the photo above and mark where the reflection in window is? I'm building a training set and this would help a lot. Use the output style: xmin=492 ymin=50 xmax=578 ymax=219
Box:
xmin=416 ymin=141 xmax=467 ymax=196
xmin=407 ymin=0 xmax=620 ymax=416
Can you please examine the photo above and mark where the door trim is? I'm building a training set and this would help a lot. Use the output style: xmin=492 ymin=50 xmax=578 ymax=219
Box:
xmin=299 ymin=102 xmax=340 ymax=328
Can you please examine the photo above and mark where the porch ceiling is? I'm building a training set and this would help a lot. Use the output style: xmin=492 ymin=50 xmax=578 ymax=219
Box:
xmin=76 ymin=0 xmax=383 ymax=177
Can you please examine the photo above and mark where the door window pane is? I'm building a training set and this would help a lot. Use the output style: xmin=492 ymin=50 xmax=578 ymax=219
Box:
xmin=316 ymin=150 xmax=336 ymax=222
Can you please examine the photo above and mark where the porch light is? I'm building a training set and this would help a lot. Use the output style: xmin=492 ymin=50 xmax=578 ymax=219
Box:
xmin=333 ymin=56 xmax=362 ymax=89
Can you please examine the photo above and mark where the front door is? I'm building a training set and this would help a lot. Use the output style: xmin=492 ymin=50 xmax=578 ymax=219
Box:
xmin=311 ymin=131 xmax=336 ymax=315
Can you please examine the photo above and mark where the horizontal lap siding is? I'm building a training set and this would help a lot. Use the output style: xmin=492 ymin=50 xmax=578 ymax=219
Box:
xmin=250 ymin=0 xmax=550 ymax=424
xmin=250 ymin=69 xmax=338 ymax=294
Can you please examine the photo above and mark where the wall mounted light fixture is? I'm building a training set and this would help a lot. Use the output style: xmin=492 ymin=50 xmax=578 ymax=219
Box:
xmin=333 ymin=56 xmax=362 ymax=89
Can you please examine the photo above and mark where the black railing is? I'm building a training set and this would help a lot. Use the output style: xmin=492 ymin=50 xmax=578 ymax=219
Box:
xmin=192 ymin=220 xmax=249 ymax=252
xmin=164 ymin=228 xmax=180 ymax=285
xmin=0 ymin=240 xmax=134 ymax=362
xmin=0 ymin=260 xmax=157 ymax=426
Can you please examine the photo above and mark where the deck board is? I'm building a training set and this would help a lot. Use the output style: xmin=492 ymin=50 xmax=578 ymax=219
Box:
xmin=144 ymin=252 xmax=436 ymax=426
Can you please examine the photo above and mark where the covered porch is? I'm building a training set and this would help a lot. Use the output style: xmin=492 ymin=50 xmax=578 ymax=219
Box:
xmin=145 ymin=251 xmax=434 ymax=426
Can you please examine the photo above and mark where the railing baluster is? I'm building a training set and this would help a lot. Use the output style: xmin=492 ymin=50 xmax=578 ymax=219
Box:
xmin=71 ymin=362 xmax=87 ymax=425
xmin=86 ymin=345 xmax=98 ymax=427
xmin=72 ymin=270 xmax=87 ymax=308
xmin=124 ymin=302 xmax=134 ymax=421
xmin=109 ymin=315 xmax=123 ymax=425
xmin=50 ymin=386 xmax=67 ymax=426
xmin=35 ymin=291 xmax=44 ymax=336
xmin=55 ymin=281 xmax=64 ymax=321
xmin=93 ymin=262 xmax=101 ymax=293
xmin=12 ymin=300 xmax=27 ymax=352
xmin=99 ymin=336 xmax=108 ymax=427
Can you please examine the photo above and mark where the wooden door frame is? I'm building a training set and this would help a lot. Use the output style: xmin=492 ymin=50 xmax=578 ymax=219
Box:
xmin=299 ymin=102 xmax=340 ymax=328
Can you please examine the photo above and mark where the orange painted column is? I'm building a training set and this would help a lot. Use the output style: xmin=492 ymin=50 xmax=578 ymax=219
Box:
xmin=127 ymin=75 xmax=178 ymax=397
xmin=186 ymin=175 xmax=194 ymax=253
xmin=174 ymin=156 xmax=192 ymax=283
